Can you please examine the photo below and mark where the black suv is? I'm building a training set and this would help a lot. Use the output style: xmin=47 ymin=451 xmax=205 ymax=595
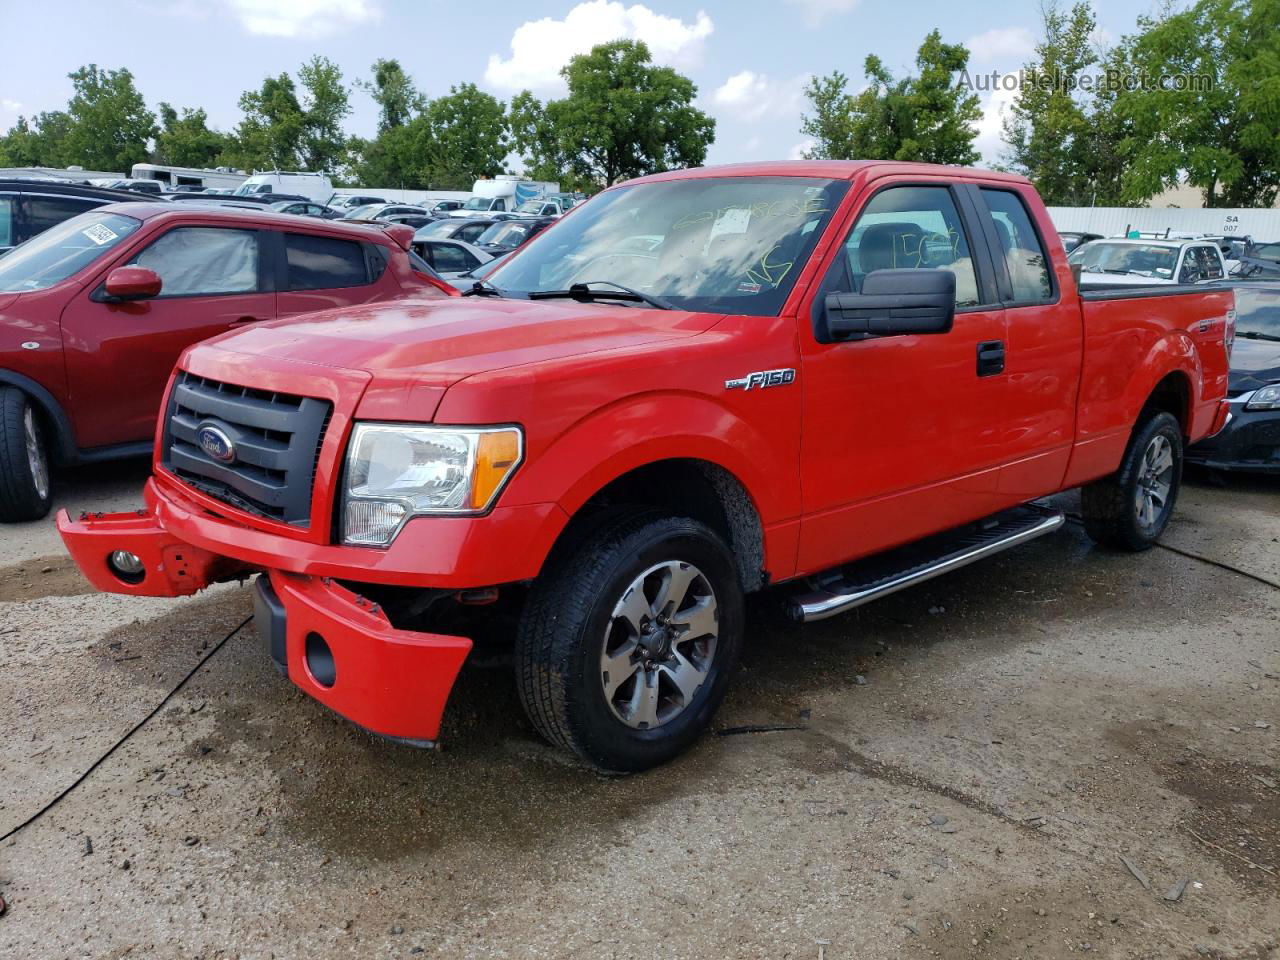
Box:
xmin=0 ymin=179 xmax=151 ymax=254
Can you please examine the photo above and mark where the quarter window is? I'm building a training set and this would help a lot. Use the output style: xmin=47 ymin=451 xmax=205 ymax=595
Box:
xmin=0 ymin=197 xmax=13 ymax=248
xmin=284 ymin=233 xmax=369 ymax=290
xmin=980 ymin=189 xmax=1052 ymax=302
xmin=428 ymin=243 xmax=476 ymax=273
xmin=830 ymin=185 xmax=980 ymax=308
xmin=130 ymin=227 xmax=260 ymax=296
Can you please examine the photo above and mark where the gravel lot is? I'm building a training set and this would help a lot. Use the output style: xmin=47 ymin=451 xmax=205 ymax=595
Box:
xmin=1 ymin=462 xmax=1277 ymax=959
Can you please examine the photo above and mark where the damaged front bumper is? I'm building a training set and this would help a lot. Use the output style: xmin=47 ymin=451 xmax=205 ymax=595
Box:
xmin=56 ymin=495 xmax=474 ymax=744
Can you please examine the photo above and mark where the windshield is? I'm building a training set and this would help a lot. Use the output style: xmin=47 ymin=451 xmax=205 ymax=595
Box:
xmin=462 ymin=197 xmax=492 ymax=211
xmin=515 ymin=200 xmax=546 ymax=214
xmin=1234 ymin=287 xmax=1280 ymax=338
xmin=344 ymin=205 xmax=382 ymax=220
xmin=1069 ymin=242 xmax=1178 ymax=279
xmin=478 ymin=221 xmax=534 ymax=247
xmin=233 ymin=183 xmax=270 ymax=196
xmin=488 ymin=176 xmax=849 ymax=316
xmin=0 ymin=212 xmax=143 ymax=293
xmin=417 ymin=219 xmax=459 ymax=238
xmin=1249 ymin=242 xmax=1280 ymax=262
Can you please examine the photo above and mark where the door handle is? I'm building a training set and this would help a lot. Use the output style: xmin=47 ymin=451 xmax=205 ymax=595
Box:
xmin=977 ymin=340 xmax=1005 ymax=377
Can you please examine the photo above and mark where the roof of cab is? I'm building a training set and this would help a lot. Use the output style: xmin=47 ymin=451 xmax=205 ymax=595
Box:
xmin=622 ymin=159 xmax=1033 ymax=187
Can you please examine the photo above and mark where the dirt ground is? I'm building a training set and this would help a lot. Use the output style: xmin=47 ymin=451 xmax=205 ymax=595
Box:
xmin=0 ymin=460 xmax=1277 ymax=960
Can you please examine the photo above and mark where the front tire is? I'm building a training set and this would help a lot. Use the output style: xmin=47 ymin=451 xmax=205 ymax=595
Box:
xmin=515 ymin=511 xmax=744 ymax=773
xmin=1081 ymin=410 xmax=1183 ymax=551
xmin=0 ymin=388 xmax=53 ymax=523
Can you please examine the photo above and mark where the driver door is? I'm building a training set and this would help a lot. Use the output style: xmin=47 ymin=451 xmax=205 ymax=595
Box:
xmin=797 ymin=181 xmax=1009 ymax=574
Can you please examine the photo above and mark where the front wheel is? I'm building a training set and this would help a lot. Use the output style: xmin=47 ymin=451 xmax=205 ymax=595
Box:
xmin=1081 ymin=411 xmax=1183 ymax=551
xmin=515 ymin=511 xmax=744 ymax=773
xmin=0 ymin=387 xmax=53 ymax=523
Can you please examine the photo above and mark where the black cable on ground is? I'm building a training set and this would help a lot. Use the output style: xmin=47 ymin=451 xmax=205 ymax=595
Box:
xmin=0 ymin=614 xmax=253 ymax=845
xmin=1064 ymin=512 xmax=1280 ymax=592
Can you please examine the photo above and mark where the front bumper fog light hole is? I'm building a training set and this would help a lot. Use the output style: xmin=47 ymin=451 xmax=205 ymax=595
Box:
xmin=107 ymin=550 xmax=145 ymax=585
xmin=304 ymin=632 xmax=337 ymax=688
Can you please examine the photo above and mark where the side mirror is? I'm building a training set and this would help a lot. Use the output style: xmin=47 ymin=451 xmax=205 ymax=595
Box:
xmin=103 ymin=266 xmax=162 ymax=301
xmin=823 ymin=269 xmax=955 ymax=341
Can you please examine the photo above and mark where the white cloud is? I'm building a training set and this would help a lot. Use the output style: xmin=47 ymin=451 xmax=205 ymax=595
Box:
xmin=224 ymin=0 xmax=380 ymax=38
xmin=973 ymin=82 xmax=1019 ymax=165
xmin=711 ymin=70 xmax=807 ymax=122
xmin=788 ymin=139 xmax=816 ymax=160
xmin=1 ymin=99 xmax=22 ymax=113
xmin=485 ymin=1 xmax=713 ymax=91
xmin=782 ymin=0 xmax=859 ymax=26
xmin=966 ymin=26 xmax=1036 ymax=64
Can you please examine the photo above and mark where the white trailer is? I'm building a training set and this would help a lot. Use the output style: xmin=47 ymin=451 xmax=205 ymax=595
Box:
xmin=131 ymin=163 xmax=248 ymax=192
xmin=330 ymin=187 xmax=471 ymax=206
xmin=232 ymin=171 xmax=334 ymax=204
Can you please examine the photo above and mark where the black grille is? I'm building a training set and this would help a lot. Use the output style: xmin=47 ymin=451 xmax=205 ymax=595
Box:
xmin=163 ymin=372 xmax=331 ymax=525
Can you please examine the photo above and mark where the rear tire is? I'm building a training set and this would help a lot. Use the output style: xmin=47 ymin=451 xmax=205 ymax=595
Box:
xmin=515 ymin=510 xmax=744 ymax=773
xmin=1081 ymin=411 xmax=1182 ymax=551
xmin=0 ymin=387 xmax=53 ymax=523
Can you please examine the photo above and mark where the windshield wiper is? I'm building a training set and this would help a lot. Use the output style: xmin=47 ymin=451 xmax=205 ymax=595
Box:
xmin=528 ymin=281 xmax=674 ymax=310
xmin=461 ymin=280 xmax=503 ymax=298
xmin=1238 ymin=330 xmax=1280 ymax=342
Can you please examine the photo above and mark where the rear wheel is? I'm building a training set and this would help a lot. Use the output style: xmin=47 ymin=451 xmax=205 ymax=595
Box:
xmin=515 ymin=511 xmax=744 ymax=773
xmin=1081 ymin=411 xmax=1182 ymax=551
xmin=0 ymin=387 xmax=53 ymax=523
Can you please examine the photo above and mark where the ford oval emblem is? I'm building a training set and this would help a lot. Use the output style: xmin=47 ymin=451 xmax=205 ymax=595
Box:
xmin=197 ymin=424 xmax=236 ymax=463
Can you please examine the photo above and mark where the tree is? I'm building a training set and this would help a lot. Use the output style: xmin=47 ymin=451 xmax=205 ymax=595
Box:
xmin=519 ymin=40 xmax=714 ymax=188
xmin=801 ymin=30 xmax=981 ymax=165
xmin=231 ymin=73 xmax=305 ymax=171
xmin=415 ymin=83 xmax=509 ymax=188
xmin=297 ymin=56 xmax=352 ymax=173
xmin=0 ymin=112 xmax=72 ymax=167
xmin=154 ymin=104 xmax=233 ymax=168
xmin=60 ymin=65 xmax=156 ymax=172
xmin=357 ymin=58 xmax=425 ymax=133
xmin=1001 ymin=2 xmax=1118 ymax=205
xmin=1111 ymin=0 xmax=1280 ymax=207
xmin=508 ymin=90 xmax=571 ymax=185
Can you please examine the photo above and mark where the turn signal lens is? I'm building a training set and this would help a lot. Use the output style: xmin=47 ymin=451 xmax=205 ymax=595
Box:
xmin=471 ymin=430 xmax=522 ymax=509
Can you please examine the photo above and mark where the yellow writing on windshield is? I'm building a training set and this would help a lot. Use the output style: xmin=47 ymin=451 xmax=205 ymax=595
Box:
xmin=745 ymin=244 xmax=794 ymax=288
xmin=672 ymin=197 xmax=829 ymax=233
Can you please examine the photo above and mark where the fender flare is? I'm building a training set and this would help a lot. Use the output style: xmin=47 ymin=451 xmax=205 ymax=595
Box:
xmin=1131 ymin=331 xmax=1202 ymax=431
xmin=0 ymin=368 xmax=77 ymax=464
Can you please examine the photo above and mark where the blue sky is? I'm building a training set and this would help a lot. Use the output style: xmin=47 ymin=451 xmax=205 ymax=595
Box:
xmin=0 ymin=0 xmax=1168 ymax=173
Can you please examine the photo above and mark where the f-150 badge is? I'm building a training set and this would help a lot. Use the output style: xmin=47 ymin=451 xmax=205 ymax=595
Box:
xmin=725 ymin=368 xmax=796 ymax=391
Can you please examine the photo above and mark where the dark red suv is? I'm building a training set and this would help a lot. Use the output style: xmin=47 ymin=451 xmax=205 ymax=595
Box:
xmin=0 ymin=202 xmax=454 ymax=521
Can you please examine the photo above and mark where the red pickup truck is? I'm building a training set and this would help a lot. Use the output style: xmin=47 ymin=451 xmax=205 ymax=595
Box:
xmin=0 ymin=203 xmax=453 ymax=521
xmin=58 ymin=162 xmax=1234 ymax=772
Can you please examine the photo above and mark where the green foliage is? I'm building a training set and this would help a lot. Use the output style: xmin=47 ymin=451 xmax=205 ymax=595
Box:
xmin=154 ymin=104 xmax=234 ymax=169
xmin=513 ymin=40 xmax=715 ymax=189
xmin=1001 ymin=2 xmax=1124 ymax=205
xmin=61 ymin=65 xmax=157 ymax=171
xmin=297 ymin=56 xmax=352 ymax=173
xmin=415 ymin=83 xmax=509 ymax=189
xmin=801 ymin=30 xmax=981 ymax=166
xmin=230 ymin=72 xmax=305 ymax=171
xmin=0 ymin=112 xmax=72 ymax=167
xmin=357 ymin=58 xmax=425 ymax=133
xmin=1112 ymin=0 xmax=1280 ymax=207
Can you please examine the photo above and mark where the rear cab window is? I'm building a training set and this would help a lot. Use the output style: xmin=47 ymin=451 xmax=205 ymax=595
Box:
xmin=979 ymin=188 xmax=1052 ymax=302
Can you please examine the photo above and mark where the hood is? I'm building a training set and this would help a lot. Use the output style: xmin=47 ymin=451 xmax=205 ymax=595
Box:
xmin=1229 ymin=336 xmax=1280 ymax=393
xmin=201 ymin=295 xmax=718 ymax=388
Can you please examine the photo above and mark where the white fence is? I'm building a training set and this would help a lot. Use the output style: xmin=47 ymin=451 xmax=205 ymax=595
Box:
xmin=1048 ymin=206 xmax=1280 ymax=240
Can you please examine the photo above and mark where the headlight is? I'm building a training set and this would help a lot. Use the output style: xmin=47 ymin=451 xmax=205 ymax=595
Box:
xmin=1246 ymin=384 xmax=1280 ymax=411
xmin=342 ymin=423 xmax=523 ymax=546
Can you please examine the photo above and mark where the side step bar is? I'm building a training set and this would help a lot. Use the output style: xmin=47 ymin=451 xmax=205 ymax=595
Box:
xmin=789 ymin=503 xmax=1065 ymax=623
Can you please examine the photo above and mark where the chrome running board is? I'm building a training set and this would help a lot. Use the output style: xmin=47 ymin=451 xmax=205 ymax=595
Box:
xmin=789 ymin=503 xmax=1065 ymax=623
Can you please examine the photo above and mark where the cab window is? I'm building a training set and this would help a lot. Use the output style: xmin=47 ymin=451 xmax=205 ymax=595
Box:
xmin=284 ymin=232 xmax=369 ymax=290
xmin=979 ymin=188 xmax=1052 ymax=302
xmin=828 ymin=185 xmax=980 ymax=308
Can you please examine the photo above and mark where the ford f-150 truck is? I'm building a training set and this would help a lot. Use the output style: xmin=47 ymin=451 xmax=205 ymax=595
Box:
xmin=57 ymin=161 xmax=1235 ymax=773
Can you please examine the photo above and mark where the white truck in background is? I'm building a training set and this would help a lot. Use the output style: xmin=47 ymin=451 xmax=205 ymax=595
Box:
xmin=450 ymin=176 xmax=559 ymax=217
xmin=233 ymin=171 xmax=334 ymax=204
